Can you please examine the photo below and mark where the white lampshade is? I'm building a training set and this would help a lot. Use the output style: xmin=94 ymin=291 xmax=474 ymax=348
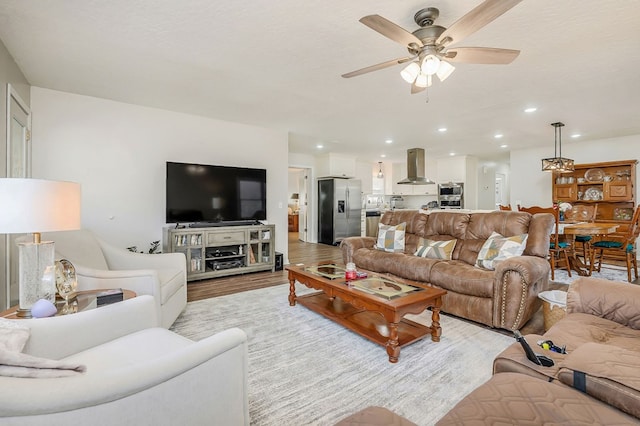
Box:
xmin=0 ymin=178 xmax=81 ymax=234
xmin=414 ymin=73 xmax=432 ymax=88
xmin=400 ymin=62 xmax=420 ymax=84
xmin=436 ymin=60 xmax=455 ymax=82
xmin=421 ymin=55 xmax=441 ymax=76
xmin=0 ymin=178 xmax=81 ymax=317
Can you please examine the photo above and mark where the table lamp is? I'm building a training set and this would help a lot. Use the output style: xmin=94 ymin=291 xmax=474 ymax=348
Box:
xmin=0 ymin=178 xmax=81 ymax=317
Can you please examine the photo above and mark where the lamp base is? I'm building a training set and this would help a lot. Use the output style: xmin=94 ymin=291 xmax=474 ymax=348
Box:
xmin=16 ymin=308 xmax=32 ymax=318
xmin=18 ymin=240 xmax=56 ymax=314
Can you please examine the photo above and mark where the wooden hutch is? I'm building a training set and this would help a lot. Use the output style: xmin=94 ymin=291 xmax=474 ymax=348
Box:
xmin=552 ymin=159 xmax=637 ymax=232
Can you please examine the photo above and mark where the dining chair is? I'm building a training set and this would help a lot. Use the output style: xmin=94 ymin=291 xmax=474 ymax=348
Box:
xmin=589 ymin=206 xmax=640 ymax=282
xmin=564 ymin=204 xmax=598 ymax=265
xmin=518 ymin=205 xmax=571 ymax=280
xmin=498 ymin=204 xmax=512 ymax=211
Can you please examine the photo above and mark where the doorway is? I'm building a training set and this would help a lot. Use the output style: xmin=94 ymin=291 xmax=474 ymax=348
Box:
xmin=288 ymin=167 xmax=312 ymax=243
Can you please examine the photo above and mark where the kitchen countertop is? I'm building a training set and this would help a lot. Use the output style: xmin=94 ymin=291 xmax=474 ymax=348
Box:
xmin=381 ymin=208 xmax=497 ymax=214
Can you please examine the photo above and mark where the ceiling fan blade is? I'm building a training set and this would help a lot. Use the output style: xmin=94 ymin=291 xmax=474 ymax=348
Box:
xmin=436 ymin=0 xmax=522 ymax=47
xmin=411 ymin=83 xmax=426 ymax=95
xmin=360 ymin=15 xmax=423 ymax=48
xmin=342 ymin=57 xmax=414 ymax=78
xmin=445 ymin=47 xmax=520 ymax=64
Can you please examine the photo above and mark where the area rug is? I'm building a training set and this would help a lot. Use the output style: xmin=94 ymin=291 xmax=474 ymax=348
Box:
xmin=551 ymin=264 xmax=632 ymax=285
xmin=170 ymin=283 xmax=514 ymax=426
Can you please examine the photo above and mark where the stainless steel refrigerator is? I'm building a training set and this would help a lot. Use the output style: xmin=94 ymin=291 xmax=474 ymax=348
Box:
xmin=318 ymin=178 xmax=362 ymax=245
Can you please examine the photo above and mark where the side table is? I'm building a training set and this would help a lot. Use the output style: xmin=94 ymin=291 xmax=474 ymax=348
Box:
xmin=1 ymin=289 xmax=136 ymax=319
xmin=538 ymin=290 xmax=567 ymax=331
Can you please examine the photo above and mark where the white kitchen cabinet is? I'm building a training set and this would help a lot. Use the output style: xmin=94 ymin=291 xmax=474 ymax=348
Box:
xmin=391 ymin=163 xmax=412 ymax=195
xmin=317 ymin=153 xmax=356 ymax=178
xmin=410 ymin=183 xmax=437 ymax=196
xmin=372 ymin=177 xmax=384 ymax=194
xmin=437 ymin=157 xmax=467 ymax=183
xmin=355 ymin=161 xmax=373 ymax=194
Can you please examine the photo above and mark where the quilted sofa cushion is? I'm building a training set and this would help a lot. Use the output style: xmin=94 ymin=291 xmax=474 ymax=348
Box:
xmin=435 ymin=372 xmax=637 ymax=425
xmin=557 ymin=342 xmax=640 ymax=419
xmin=545 ymin=313 xmax=640 ymax=352
xmin=335 ymin=406 xmax=416 ymax=426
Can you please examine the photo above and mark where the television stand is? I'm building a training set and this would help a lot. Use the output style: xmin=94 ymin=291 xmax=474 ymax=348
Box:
xmin=188 ymin=220 xmax=259 ymax=228
xmin=163 ymin=223 xmax=275 ymax=281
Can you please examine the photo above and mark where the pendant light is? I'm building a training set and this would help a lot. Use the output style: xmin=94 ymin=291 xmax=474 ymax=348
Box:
xmin=541 ymin=122 xmax=574 ymax=173
xmin=377 ymin=162 xmax=384 ymax=178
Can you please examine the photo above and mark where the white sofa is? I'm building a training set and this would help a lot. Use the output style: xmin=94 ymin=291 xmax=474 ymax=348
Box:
xmin=43 ymin=229 xmax=187 ymax=328
xmin=0 ymin=296 xmax=249 ymax=425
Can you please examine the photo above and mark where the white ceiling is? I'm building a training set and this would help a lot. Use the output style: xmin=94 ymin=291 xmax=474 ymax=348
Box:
xmin=1 ymin=0 xmax=639 ymax=163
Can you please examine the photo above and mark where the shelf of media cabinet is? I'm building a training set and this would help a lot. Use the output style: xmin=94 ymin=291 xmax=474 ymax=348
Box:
xmin=164 ymin=223 xmax=275 ymax=281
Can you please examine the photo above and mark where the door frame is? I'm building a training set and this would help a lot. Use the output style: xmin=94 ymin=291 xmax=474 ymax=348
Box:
xmin=3 ymin=83 xmax=31 ymax=309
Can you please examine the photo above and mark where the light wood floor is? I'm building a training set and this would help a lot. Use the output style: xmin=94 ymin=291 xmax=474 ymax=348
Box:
xmin=186 ymin=232 xmax=342 ymax=302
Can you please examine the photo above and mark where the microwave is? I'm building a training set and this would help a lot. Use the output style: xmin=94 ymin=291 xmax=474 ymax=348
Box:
xmin=438 ymin=183 xmax=463 ymax=196
xmin=438 ymin=183 xmax=464 ymax=209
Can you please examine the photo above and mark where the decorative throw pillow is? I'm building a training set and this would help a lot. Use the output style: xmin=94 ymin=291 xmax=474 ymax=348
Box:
xmin=375 ymin=222 xmax=406 ymax=253
xmin=414 ymin=238 xmax=457 ymax=260
xmin=476 ymin=231 xmax=529 ymax=270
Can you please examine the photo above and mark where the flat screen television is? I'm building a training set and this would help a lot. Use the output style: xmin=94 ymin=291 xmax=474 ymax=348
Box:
xmin=166 ymin=161 xmax=267 ymax=224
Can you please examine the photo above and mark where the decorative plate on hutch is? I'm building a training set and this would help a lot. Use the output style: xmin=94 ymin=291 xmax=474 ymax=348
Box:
xmin=583 ymin=187 xmax=603 ymax=201
xmin=584 ymin=168 xmax=605 ymax=182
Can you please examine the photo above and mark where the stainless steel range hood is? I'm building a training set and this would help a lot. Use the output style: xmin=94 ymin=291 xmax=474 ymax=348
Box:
xmin=397 ymin=148 xmax=435 ymax=185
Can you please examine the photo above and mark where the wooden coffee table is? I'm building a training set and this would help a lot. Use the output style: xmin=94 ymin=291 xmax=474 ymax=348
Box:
xmin=286 ymin=263 xmax=447 ymax=363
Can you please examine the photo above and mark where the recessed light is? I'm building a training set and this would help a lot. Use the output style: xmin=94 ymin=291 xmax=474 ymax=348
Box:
xmin=438 ymin=128 xmax=447 ymax=132
xmin=385 ymin=139 xmax=393 ymax=144
xmin=449 ymin=152 xmax=455 ymax=156
xmin=316 ymin=144 xmax=324 ymax=149
xmin=500 ymin=144 xmax=508 ymax=148
xmin=524 ymin=107 xmax=537 ymax=113
xmin=380 ymin=154 xmax=386 ymax=158
xmin=571 ymin=134 xmax=581 ymax=138
xmin=494 ymin=134 xmax=503 ymax=139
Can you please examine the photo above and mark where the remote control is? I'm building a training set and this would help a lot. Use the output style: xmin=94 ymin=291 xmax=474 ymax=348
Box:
xmin=513 ymin=330 xmax=554 ymax=367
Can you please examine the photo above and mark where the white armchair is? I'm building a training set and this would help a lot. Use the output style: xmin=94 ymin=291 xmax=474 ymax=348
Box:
xmin=43 ymin=229 xmax=187 ymax=328
xmin=0 ymin=296 xmax=249 ymax=425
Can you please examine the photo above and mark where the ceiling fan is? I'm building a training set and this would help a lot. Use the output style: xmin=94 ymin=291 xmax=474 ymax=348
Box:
xmin=342 ymin=0 xmax=522 ymax=94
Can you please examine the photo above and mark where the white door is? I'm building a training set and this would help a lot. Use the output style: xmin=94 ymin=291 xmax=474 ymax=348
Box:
xmin=3 ymin=84 xmax=31 ymax=309
xmin=297 ymin=169 xmax=310 ymax=241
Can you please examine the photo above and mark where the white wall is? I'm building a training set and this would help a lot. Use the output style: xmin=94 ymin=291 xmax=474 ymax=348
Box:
xmin=510 ymin=134 xmax=640 ymax=207
xmin=30 ymin=88 xmax=290 ymax=261
xmin=476 ymin=160 xmax=510 ymax=210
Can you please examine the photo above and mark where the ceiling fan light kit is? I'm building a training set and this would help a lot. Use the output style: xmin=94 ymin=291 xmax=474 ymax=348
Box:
xmin=541 ymin=122 xmax=575 ymax=173
xmin=436 ymin=60 xmax=455 ymax=81
xmin=342 ymin=0 xmax=522 ymax=94
xmin=400 ymin=62 xmax=421 ymax=83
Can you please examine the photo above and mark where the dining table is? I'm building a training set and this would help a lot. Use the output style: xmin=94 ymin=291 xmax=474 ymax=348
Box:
xmin=560 ymin=222 xmax=620 ymax=276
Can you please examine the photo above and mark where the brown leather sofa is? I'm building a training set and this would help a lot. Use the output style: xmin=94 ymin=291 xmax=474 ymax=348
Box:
xmin=340 ymin=210 xmax=554 ymax=330
xmin=438 ymin=277 xmax=640 ymax=424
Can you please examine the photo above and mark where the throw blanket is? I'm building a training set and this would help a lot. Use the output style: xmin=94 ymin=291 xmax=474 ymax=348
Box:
xmin=0 ymin=318 xmax=86 ymax=378
xmin=0 ymin=349 xmax=86 ymax=378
